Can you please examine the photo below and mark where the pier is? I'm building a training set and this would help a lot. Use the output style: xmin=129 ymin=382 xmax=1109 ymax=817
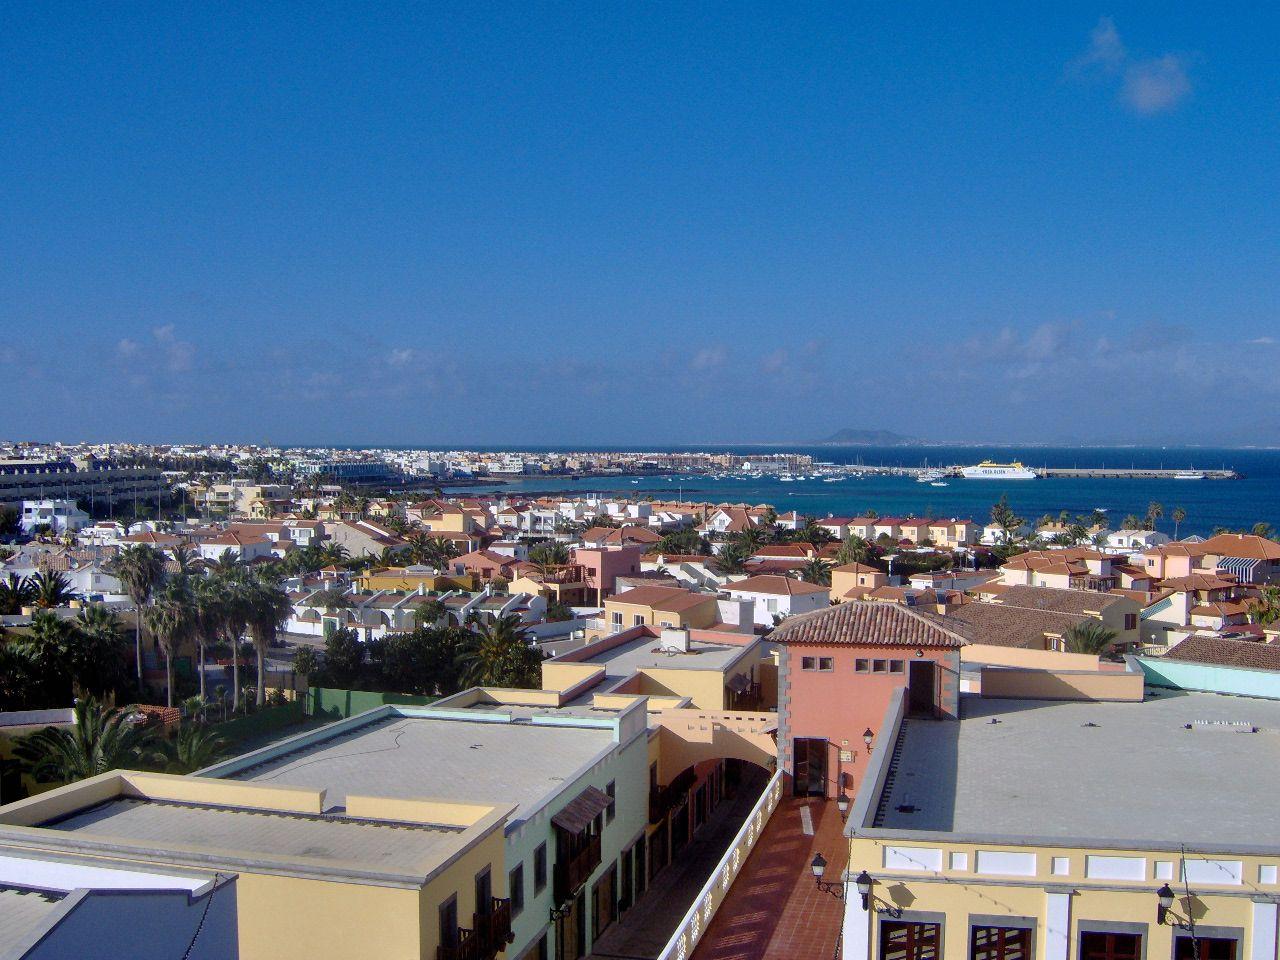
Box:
xmin=1035 ymin=467 xmax=1239 ymax=480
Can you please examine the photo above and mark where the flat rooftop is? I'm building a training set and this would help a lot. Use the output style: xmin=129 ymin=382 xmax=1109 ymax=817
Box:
xmin=874 ymin=690 xmax=1280 ymax=850
xmin=45 ymin=797 xmax=462 ymax=875
xmin=0 ymin=886 xmax=66 ymax=950
xmin=227 ymin=713 xmax=615 ymax=822
xmin=575 ymin=634 xmax=752 ymax=687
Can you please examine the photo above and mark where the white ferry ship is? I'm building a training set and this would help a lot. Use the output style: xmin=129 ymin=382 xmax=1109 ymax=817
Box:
xmin=1174 ymin=470 xmax=1206 ymax=480
xmin=960 ymin=460 xmax=1038 ymax=480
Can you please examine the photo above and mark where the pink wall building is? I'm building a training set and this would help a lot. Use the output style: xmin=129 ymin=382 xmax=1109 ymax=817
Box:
xmin=772 ymin=602 xmax=963 ymax=798
xmin=572 ymin=544 xmax=646 ymax=604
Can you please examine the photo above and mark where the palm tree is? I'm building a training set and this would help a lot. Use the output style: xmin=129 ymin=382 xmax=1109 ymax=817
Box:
xmin=143 ymin=591 xmax=190 ymax=707
xmin=0 ymin=573 xmax=35 ymax=615
xmin=245 ymin=574 xmax=292 ymax=707
xmin=1252 ymin=522 xmax=1275 ymax=540
xmin=212 ymin=573 xmax=251 ymax=714
xmin=835 ymin=535 xmax=870 ymax=566
xmin=1062 ymin=620 xmax=1118 ymax=656
xmin=108 ymin=543 xmax=166 ymax=690
xmin=171 ymin=544 xmax=201 ymax=577
xmin=528 ymin=542 xmax=570 ymax=574
xmin=157 ymin=724 xmax=228 ymax=774
xmin=456 ymin=613 xmax=538 ymax=688
xmin=72 ymin=604 xmax=129 ymax=697
xmin=1145 ymin=501 xmax=1164 ymax=531
xmin=1171 ymin=507 xmax=1186 ymax=540
xmin=15 ymin=697 xmax=153 ymax=783
xmin=1249 ymin=586 xmax=1280 ymax=628
xmin=714 ymin=542 xmax=749 ymax=576
xmin=29 ymin=570 xmax=75 ymax=608
xmin=798 ymin=557 xmax=833 ymax=586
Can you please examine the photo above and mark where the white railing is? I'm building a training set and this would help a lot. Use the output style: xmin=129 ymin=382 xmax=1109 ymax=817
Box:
xmin=656 ymin=769 xmax=785 ymax=960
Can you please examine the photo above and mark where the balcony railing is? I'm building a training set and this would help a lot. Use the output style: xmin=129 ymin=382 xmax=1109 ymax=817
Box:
xmin=649 ymin=768 xmax=698 ymax=825
xmin=437 ymin=898 xmax=513 ymax=960
xmin=554 ymin=834 xmax=602 ymax=902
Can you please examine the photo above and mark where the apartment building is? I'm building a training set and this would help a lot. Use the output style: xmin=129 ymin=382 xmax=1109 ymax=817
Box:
xmin=0 ymin=457 xmax=168 ymax=509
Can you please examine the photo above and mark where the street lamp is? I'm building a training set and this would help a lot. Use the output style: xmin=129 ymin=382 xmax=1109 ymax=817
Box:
xmin=863 ymin=728 xmax=875 ymax=751
xmin=810 ymin=853 xmax=844 ymax=899
xmin=836 ymin=792 xmax=850 ymax=818
xmin=855 ymin=870 xmax=874 ymax=911
xmin=1156 ymin=884 xmax=1176 ymax=925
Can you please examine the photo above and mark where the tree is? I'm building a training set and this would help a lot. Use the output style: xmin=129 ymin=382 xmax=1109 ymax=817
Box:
xmin=245 ymin=574 xmax=292 ymax=707
xmin=156 ymin=724 xmax=228 ymax=774
xmin=1145 ymin=501 xmax=1164 ymax=532
xmin=795 ymin=518 xmax=834 ymax=547
xmin=798 ymin=557 xmax=833 ymax=586
xmin=108 ymin=544 xmax=166 ymax=690
xmin=713 ymin=542 xmax=749 ymax=576
xmin=1249 ymin=586 xmax=1280 ymax=628
xmin=15 ymin=697 xmax=153 ymax=783
xmin=835 ymin=535 xmax=870 ymax=567
xmin=528 ymin=542 xmax=570 ymax=573
xmin=321 ymin=627 xmax=366 ymax=687
xmin=1121 ymin=514 xmax=1143 ymax=532
xmin=0 ymin=505 xmax=19 ymax=538
xmin=1062 ymin=620 xmax=1118 ymax=656
xmin=143 ymin=590 xmax=191 ymax=708
xmin=28 ymin=570 xmax=75 ymax=608
xmin=0 ymin=573 xmax=35 ymax=615
xmin=457 ymin=614 xmax=541 ymax=688
xmin=12 ymin=611 xmax=76 ymax=706
xmin=293 ymin=646 xmax=319 ymax=684
xmin=1171 ymin=507 xmax=1186 ymax=540
xmin=989 ymin=495 xmax=1024 ymax=544
xmin=657 ymin=528 xmax=709 ymax=556
xmin=1252 ymin=522 xmax=1275 ymax=540
xmin=71 ymin=604 xmax=131 ymax=697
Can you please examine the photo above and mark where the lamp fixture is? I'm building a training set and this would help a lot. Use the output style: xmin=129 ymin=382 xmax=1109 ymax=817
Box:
xmin=851 ymin=869 xmax=904 ymax=917
xmin=1156 ymin=884 xmax=1176 ymax=926
xmin=836 ymin=792 xmax=850 ymax=818
xmin=810 ymin=853 xmax=843 ymax=899
xmin=863 ymin=728 xmax=875 ymax=750
xmin=549 ymin=901 xmax=573 ymax=922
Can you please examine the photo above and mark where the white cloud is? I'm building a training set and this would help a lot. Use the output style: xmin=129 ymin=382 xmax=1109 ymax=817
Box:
xmin=150 ymin=324 xmax=195 ymax=372
xmin=1073 ymin=16 xmax=1126 ymax=74
xmin=760 ymin=349 xmax=789 ymax=374
xmin=116 ymin=338 xmax=139 ymax=358
xmin=1070 ymin=19 xmax=1193 ymax=115
xmin=1122 ymin=55 xmax=1192 ymax=114
xmin=690 ymin=346 xmax=727 ymax=371
xmin=388 ymin=348 xmax=415 ymax=367
xmin=1249 ymin=336 xmax=1277 ymax=346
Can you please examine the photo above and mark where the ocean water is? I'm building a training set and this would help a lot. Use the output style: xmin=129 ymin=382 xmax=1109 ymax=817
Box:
xmin=442 ymin=445 xmax=1280 ymax=538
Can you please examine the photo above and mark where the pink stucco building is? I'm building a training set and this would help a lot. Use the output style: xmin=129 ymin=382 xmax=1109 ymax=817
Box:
xmin=770 ymin=601 xmax=963 ymax=798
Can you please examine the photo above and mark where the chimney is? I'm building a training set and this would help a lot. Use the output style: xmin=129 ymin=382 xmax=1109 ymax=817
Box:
xmin=659 ymin=627 xmax=691 ymax=654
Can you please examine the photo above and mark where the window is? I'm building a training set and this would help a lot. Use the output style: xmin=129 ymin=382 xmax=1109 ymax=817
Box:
xmin=475 ymin=866 xmax=492 ymax=916
xmin=872 ymin=659 xmax=888 ymax=673
xmin=1124 ymin=614 xmax=1137 ymax=631
xmin=533 ymin=842 xmax=547 ymax=894
xmin=660 ymin=620 xmax=673 ymax=627
xmin=819 ymin=657 xmax=834 ymax=671
xmin=632 ymin=614 xmax=644 ymax=626
xmin=611 ymin=612 xmax=623 ymax=626
xmin=802 ymin=656 xmax=818 ymax=670
xmin=1080 ymin=931 xmax=1142 ymax=960
xmin=881 ymin=921 xmax=940 ymax=960
xmin=606 ymin=781 xmax=616 ymax=823
xmin=438 ymin=895 xmax=458 ymax=948
xmin=509 ymin=863 xmax=525 ymax=917
xmin=766 ymin=598 xmax=778 ymax=612
xmin=889 ymin=660 xmax=905 ymax=674
xmin=1175 ymin=937 xmax=1236 ymax=960
xmin=855 ymin=658 xmax=870 ymax=673
xmin=972 ymin=926 xmax=1031 ymax=960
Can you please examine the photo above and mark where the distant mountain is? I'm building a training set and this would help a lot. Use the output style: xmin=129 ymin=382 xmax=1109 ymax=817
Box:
xmin=816 ymin=428 xmax=920 ymax=446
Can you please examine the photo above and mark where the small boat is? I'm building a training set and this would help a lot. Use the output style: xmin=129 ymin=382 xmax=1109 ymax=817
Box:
xmin=1174 ymin=471 xmax=1206 ymax=480
xmin=823 ymin=477 xmax=842 ymax=483
xmin=930 ymin=481 xmax=948 ymax=487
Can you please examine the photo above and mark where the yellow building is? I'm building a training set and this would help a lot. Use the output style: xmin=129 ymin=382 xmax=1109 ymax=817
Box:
xmin=355 ymin=565 xmax=476 ymax=593
xmin=837 ymin=687 xmax=1280 ymax=960
xmin=830 ymin=562 xmax=891 ymax=602
xmin=603 ymin=585 xmax=721 ymax=632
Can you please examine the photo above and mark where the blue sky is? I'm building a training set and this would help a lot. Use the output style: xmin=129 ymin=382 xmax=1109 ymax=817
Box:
xmin=2 ymin=4 xmax=1277 ymax=446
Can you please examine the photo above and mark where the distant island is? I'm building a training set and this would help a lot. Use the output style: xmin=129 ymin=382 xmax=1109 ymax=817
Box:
xmin=816 ymin=428 xmax=920 ymax=446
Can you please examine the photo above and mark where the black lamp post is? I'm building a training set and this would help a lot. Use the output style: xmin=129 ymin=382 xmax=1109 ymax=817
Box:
xmin=855 ymin=870 xmax=874 ymax=911
xmin=836 ymin=792 xmax=850 ymax=818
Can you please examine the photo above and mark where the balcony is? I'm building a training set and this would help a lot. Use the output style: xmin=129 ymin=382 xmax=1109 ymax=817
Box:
xmin=437 ymin=898 xmax=513 ymax=960
xmin=649 ymin=767 xmax=697 ymax=824
xmin=554 ymin=833 xmax=602 ymax=902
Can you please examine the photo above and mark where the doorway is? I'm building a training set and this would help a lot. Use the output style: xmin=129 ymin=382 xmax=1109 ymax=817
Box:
xmin=793 ymin=738 xmax=828 ymax=796
xmin=907 ymin=660 xmax=937 ymax=717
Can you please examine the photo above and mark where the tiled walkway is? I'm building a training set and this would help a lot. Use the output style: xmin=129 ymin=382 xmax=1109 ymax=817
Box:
xmin=690 ymin=797 xmax=847 ymax=960
xmin=589 ymin=770 xmax=769 ymax=960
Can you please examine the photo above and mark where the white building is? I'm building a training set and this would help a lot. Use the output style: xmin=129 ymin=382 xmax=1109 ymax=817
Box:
xmin=19 ymin=499 xmax=91 ymax=535
xmin=724 ymin=574 xmax=829 ymax=626
xmin=1106 ymin=528 xmax=1172 ymax=552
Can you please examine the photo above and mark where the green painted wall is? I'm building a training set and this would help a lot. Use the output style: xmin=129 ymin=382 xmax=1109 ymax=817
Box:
xmin=307 ymin=687 xmax=439 ymax=720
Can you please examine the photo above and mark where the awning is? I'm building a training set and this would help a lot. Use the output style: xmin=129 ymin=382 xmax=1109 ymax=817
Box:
xmin=551 ymin=785 xmax=611 ymax=835
xmin=1218 ymin=557 xmax=1260 ymax=583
